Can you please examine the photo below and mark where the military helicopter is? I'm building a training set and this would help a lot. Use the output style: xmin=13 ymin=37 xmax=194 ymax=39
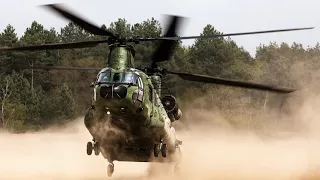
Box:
xmin=0 ymin=3 xmax=314 ymax=177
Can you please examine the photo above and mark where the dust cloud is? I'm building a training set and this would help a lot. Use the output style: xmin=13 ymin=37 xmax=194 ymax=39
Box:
xmin=2 ymin=79 xmax=320 ymax=179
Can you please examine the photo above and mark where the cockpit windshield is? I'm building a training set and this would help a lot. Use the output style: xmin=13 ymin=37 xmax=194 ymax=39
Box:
xmin=97 ymin=71 xmax=139 ymax=85
xmin=122 ymin=73 xmax=138 ymax=83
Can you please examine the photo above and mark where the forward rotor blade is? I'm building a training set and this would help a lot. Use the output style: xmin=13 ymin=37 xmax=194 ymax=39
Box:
xmin=138 ymin=27 xmax=314 ymax=41
xmin=42 ymin=3 xmax=116 ymax=37
xmin=0 ymin=40 xmax=107 ymax=51
xmin=166 ymin=70 xmax=296 ymax=93
xmin=150 ymin=15 xmax=185 ymax=68
xmin=21 ymin=65 xmax=102 ymax=71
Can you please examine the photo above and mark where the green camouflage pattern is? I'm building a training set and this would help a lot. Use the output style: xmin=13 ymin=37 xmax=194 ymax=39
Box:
xmin=108 ymin=45 xmax=134 ymax=70
xmin=84 ymin=45 xmax=180 ymax=163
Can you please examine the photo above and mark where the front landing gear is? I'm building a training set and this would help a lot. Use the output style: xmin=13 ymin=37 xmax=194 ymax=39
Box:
xmin=86 ymin=139 xmax=100 ymax=156
xmin=174 ymin=164 xmax=180 ymax=173
xmin=107 ymin=163 xmax=114 ymax=177
xmin=154 ymin=138 xmax=167 ymax=157
xmin=174 ymin=140 xmax=182 ymax=174
xmin=87 ymin=142 xmax=93 ymax=155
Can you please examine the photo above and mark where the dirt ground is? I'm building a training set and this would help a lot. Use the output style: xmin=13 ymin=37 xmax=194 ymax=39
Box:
xmin=1 ymin=114 xmax=320 ymax=180
xmin=2 ymin=85 xmax=320 ymax=179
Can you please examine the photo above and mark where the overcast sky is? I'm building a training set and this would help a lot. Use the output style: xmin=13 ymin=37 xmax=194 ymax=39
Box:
xmin=0 ymin=0 xmax=318 ymax=56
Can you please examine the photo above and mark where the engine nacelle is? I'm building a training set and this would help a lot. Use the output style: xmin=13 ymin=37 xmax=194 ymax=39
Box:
xmin=161 ymin=95 xmax=177 ymax=112
xmin=161 ymin=95 xmax=182 ymax=122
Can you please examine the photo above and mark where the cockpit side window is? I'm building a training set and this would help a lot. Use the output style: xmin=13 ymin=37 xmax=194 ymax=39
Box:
xmin=137 ymin=77 xmax=143 ymax=89
xmin=136 ymin=77 xmax=144 ymax=102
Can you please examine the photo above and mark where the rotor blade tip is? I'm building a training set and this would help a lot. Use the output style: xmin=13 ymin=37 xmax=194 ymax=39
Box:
xmin=39 ymin=3 xmax=64 ymax=8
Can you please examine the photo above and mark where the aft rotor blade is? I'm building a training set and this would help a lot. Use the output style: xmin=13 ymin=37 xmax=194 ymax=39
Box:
xmin=150 ymin=15 xmax=185 ymax=68
xmin=137 ymin=27 xmax=314 ymax=41
xmin=0 ymin=40 xmax=107 ymax=51
xmin=42 ymin=3 xmax=116 ymax=38
xmin=21 ymin=65 xmax=102 ymax=71
xmin=166 ymin=70 xmax=296 ymax=93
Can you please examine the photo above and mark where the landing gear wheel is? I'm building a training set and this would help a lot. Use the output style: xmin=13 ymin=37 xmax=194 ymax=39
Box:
xmin=107 ymin=163 xmax=114 ymax=177
xmin=87 ymin=142 xmax=93 ymax=155
xmin=94 ymin=142 xmax=100 ymax=156
xmin=154 ymin=144 xmax=160 ymax=157
xmin=161 ymin=144 xmax=167 ymax=157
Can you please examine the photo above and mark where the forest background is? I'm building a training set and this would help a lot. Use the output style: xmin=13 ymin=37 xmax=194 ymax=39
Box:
xmin=0 ymin=18 xmax=318 ymax=136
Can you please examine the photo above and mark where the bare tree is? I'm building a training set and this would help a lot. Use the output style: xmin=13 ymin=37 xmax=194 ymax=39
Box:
xmin=0 ymin=77 xmax=12 ymax=128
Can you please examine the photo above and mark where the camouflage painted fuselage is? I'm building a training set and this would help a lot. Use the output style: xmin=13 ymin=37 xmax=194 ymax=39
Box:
xmin=84 ymin=45 xmax=178 ymax=162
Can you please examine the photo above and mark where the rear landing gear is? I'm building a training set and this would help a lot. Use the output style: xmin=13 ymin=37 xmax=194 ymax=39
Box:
xmin=107 ymin=163 xmax=114 ymax=177
xmin=161 ymin=144 xmax=167 ymax=157
xmin=86 ymin=139 xmax=100 ymax=156
xmin=154 ymin=144 xmax=160 ymax=157
xmin=154 ymin=138 xmax=167 ymax=157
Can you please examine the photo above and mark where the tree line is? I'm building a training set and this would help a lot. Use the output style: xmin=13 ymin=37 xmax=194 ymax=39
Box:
xmin=0 ymin=18 xmax=319 ymax=133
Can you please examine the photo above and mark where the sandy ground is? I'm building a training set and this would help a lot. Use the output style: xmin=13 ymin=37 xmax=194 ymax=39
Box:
xmin=2 ymin=89 xmax=320 ymax=179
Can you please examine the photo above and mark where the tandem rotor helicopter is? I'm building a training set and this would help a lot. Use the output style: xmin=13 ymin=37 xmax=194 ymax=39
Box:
xmin=0 ymin=3 xmax=314 ymax=177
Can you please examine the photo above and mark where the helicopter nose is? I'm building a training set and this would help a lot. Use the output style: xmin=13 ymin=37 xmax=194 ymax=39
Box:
xmin=100 ymin=84 xmax=127 ymax=99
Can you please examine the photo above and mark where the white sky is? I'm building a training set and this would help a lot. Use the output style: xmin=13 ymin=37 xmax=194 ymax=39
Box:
xmin=0 ymin=0 xmax=318 ymax=56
